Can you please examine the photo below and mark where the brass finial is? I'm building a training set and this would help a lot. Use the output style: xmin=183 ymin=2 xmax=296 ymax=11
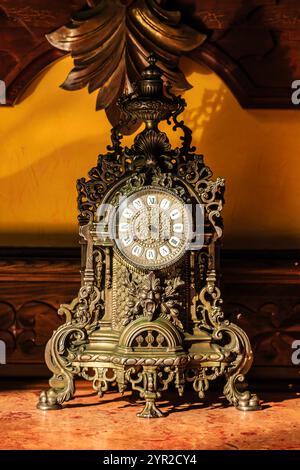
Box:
xmin=118 ymin=52 xmax=179 ymax=126
xmin=141 ymin=53 xmax=162 ymax=81
xmin=139 ymin=53 xmax=163 ymax=99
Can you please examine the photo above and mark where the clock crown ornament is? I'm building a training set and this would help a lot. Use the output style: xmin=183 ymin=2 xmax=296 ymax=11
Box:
xmin=38 ymin=54 xmax=261 ymax=417
xmin=118 ymin=53 xmax=179 ymax=126
xmin=140 ymin=53 xmax=164 ymax=95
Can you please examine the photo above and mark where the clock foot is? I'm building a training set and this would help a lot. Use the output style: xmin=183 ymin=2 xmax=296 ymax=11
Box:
xmin=235 ymin=393 xmax=262 ymax=411
xmin=137 ymin=393 xmax=164 ymax=418
xmin=224 ymin=375 xmax=262 ymax=411
xmin=127 ymin=365 xmax=165 ymax=418
xmin=37 ymin=389 xmax=62 ymax=411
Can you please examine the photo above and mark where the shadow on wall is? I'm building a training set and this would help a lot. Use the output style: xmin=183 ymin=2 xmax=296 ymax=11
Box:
xmin=177 ymin=58 xmax=300 ymax=249
xmin=0 ymin=135 xmax=103 ymax=247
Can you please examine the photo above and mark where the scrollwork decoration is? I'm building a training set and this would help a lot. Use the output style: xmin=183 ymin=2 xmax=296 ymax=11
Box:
xmin=196 ymin=265 xmax=261 ymax=410
xmin=37 ymin=281 xmax=104 ymax=410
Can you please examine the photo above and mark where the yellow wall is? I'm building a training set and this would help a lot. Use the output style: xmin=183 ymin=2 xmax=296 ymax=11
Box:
xmin=0 ymin=56 xmax=300 ymax=249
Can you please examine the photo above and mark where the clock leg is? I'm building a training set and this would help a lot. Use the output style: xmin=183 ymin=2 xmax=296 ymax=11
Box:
xmin=221 ymin=323 xmax=262 ymax=411
xmin=37 ymin=370 xmax=75 ymax=411
xmin=137 ymin=391 xmax=164 ymax=418
xmin=37 ymin=283 xmax=102 ymax=411
xmin=127 ymin=366 xmax=164 ymax=418
xmin=199 ymin=267 xmax=261 ymax=411
xmin=224 ymin=376 xmax=261 ymax=411
xmin=37 ymin=325 xmax=76 ymax=411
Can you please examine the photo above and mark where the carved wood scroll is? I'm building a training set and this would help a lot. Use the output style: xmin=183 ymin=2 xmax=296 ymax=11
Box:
xmin=46 ymin=0 xmax=206 ymax=128
xmin=1 ymin=1 xmax=299 ymax=112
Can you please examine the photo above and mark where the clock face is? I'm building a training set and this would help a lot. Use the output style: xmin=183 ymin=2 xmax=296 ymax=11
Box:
xmin=113 ymin=187 xmax=191 ymax=270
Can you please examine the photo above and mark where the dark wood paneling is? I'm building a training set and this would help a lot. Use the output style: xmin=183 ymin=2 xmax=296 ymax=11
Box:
xmin=0 ymin=0 xmax=86 ymax=106
xmin=0 ymin=248 xmax=81 ymax=376
xmin=221 ymin=250 xmax=300 ymax=381
xmin=179 ymin=0 xmax=300 ymax=108
xmin=0 ymin=248 xmax=299 ymax=381
xmin=0 ymin=1 xmax=300 ymax=109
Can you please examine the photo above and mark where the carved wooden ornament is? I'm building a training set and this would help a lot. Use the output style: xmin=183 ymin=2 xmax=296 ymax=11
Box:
xmin=46 ymin=0 xmax=206 ymax=129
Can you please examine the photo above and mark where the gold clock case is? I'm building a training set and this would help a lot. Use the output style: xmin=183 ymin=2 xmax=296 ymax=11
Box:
xmin=37 ymin=55 xmax=261 ymax=417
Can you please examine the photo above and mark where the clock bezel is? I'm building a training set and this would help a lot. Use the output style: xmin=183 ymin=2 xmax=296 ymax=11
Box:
xmin=112 ymin=185 xmax=193 ymax=271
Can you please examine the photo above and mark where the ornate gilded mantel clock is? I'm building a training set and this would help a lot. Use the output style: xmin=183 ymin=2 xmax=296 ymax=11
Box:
xmin=38 ymin=55 xmax=261 ymax=417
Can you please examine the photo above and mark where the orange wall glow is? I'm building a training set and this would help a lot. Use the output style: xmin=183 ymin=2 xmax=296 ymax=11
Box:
xmin=0 ymin=56 xmax=299 ymax=248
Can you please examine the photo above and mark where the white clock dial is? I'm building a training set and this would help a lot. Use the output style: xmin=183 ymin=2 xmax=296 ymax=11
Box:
xmin=122 ymin=208 xmax=134 ymax=219
xmin=147 ymin=195 xmax=157 ymax=206
xmin=146 ymin=249 xmax=156 ymax=260
xmin=114 ymin=187 xmax=191 ymax=270
xmin=132 ymin=245 xmax=143 ymax=256
xmin=122 ymin=236 xmax=133 ymax=247
xmin=170 ymin=208 xmax=180 ymax=220
xmin=159 ymin=245 xmax=170 ymax=257
xmin=119 ymin=222 xmax=129 ymax=232
xmin=132 ymin=198 xmax=144 ymax=209
xmin=169 ymin=236 xmax=180 ymax=247
xmin=173 ymin=223 xmax=184 ymax=233
xmin=160 ymin=198 xmax=170 ymax=210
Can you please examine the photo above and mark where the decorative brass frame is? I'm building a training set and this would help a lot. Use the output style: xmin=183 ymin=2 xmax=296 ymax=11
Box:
xmin=38 ymin=55 xmax=261 ymax=417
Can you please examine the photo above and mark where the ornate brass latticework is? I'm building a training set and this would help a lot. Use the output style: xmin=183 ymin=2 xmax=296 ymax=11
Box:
xmin=38 ymin=55 xmax=261 ymax=417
